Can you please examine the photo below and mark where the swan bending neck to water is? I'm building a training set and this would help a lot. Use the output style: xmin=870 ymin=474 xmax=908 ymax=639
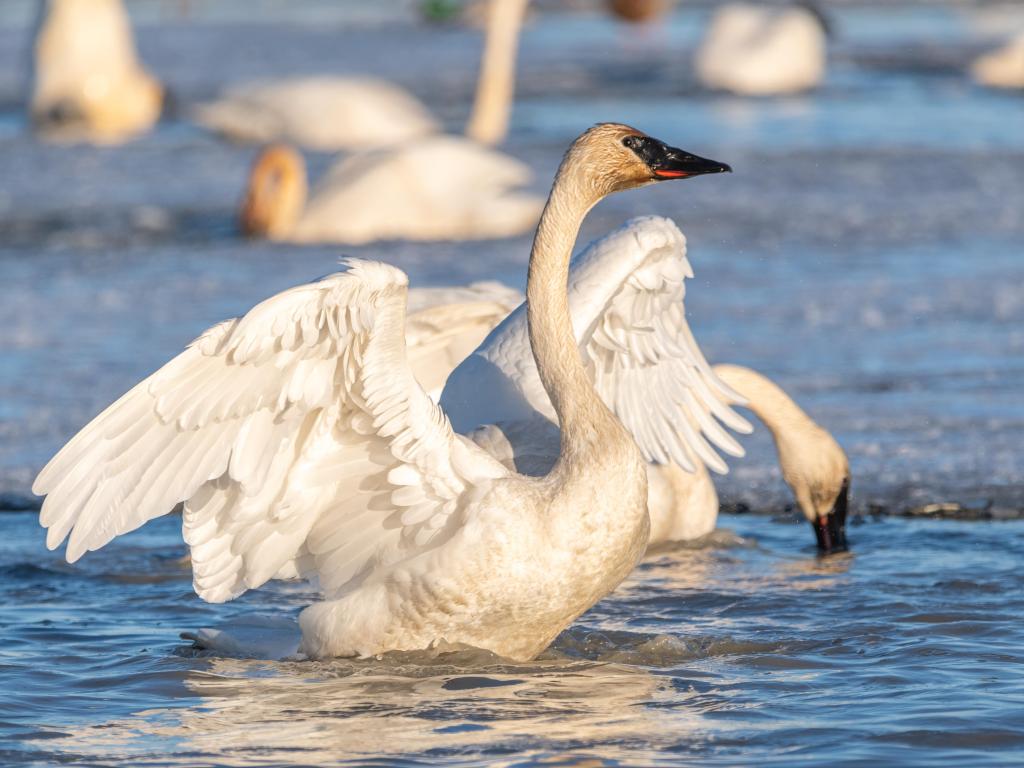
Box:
xmin=34 ymin=124 xmax=731 ymax=660
xmin=30 ymin=0 xmax=164 ymax=143
xmin=713 ymin=364 xmax=849 ymax=551
xmin=438 ymin=216 xmax=849 ymax=553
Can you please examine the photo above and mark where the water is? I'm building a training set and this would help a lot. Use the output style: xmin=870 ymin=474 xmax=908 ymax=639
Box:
xmin=1 ymin=1 xmax=1023 ymax=765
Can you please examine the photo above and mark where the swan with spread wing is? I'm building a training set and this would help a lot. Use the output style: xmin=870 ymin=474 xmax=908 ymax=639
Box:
xmin=34 ymin=124 xmax=731 ymax=661
xmin=439 ymin=216 xmax=850 ymax=552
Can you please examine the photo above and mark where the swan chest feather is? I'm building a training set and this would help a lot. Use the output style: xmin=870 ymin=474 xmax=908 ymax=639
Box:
xmin=298 ymin=449 xmax=648 ymax=662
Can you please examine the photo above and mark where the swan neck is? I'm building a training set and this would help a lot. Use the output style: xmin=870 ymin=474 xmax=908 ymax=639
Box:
xmin=240 ymin=148 xmax=307 ymax=239
xmin=464 ymin=0 xmax=527 ymax=146
xmin=526 ymin=165 xmax=625 ymax=464
xmin=714 ymin=364 xmax=814 ymax=442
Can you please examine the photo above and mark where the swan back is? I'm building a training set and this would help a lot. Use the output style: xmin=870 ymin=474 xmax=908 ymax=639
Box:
xmin=239 ymin=145 xmax=308 ymax=240
xmin=696 ymin=3 xmax=827 ymax=95
xmin=292 ymin=136 xmax=542 ymax=244
xmin=31 ymin=0 xmax=163 ymax=142
xmin=195 ymin=77 xmax=439 ymax=151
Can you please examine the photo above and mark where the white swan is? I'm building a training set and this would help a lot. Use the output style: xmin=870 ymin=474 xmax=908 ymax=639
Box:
xmin=30 ymin=0 xmax=165 ymax=143
xmin=695 ymin=3 xmax=828 ymax=96
xmin=439 ymin=216 xmax=850 ymax=551
xmin=33 ymin=124 xmax=733 ymax=660
xmin=197 ymin=0 xmax=525 ymax=150
xmin=237 ymin=0 xmax=539 ymax=244
xmin=238 ymin=139 xmax=542 ymax=244
xmin=971 ymin=33 xmax=1024 ymax=89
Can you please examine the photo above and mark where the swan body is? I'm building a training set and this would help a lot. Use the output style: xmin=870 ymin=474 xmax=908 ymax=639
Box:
xmin=695 ymin=3 xmax=827 ymax=96
xmin=240 ymin=139 xmax=543 ymax=244
xmin=971 ymin=33 xmax=1024 ymax=89
xmin=35 ymin=124 xmax=732 ymax=660
xmin=237 ymin=0 xmax=538 ymax=244
xmin=194 ymin=77 xmax=438 ymax=152
xmin=30 ymin=0 xmax=164 ymax=143
xmin=441 ymin=216 xmax=850 ymax=549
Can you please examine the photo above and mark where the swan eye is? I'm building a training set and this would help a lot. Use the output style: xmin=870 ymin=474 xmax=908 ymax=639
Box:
xmin=622 ymin=135 xmax=641 ymax=150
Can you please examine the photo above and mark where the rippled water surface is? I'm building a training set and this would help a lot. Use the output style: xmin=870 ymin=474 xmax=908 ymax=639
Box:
xmin=1 ymin=1 xmax=1023 ymax=765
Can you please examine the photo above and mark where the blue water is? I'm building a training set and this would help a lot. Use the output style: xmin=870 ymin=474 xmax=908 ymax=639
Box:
xmin=1 ymin=1 xmax=1023 ymax=765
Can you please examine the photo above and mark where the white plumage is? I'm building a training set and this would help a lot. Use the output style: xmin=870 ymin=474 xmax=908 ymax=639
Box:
xmin=290 ymin=136 xmax=543 ymax=244
xmin=194 ymin=77 xmax=438 ymax=152
xmin=971 ymin=33 xmax=1024 ymax=90
xmin=695 ymin=3 xmax=827 ymax=96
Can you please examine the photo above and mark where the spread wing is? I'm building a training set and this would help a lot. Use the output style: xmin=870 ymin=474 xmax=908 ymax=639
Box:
xmin=34 ymin=259 xmax=507 ymax=602
xmin=580 ymin=217 xmax=753 ymax=474
xmin=442 ymin=216 xmax=752 ymax=475
xmin=406 ymin=281 xmax=523 ymax=397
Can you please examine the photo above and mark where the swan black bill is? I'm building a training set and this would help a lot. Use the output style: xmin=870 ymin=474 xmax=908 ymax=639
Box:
xmin=812 ymin=478 xmax=850 ymax=555
xmin=623 ymin=134 xmax=732 ymax=179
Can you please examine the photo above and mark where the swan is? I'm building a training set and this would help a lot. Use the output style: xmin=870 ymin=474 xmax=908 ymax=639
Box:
xmin=236 ymin=0 xmax=542 ymax=244
xmin=608 ymin=0 xmax=669 ymax=25
xmin=33 ymin=123 xmax=732 ymax=660
xmin=196 ymin=0 xmax=525 ymax=150
xmin=971 ymin=33 xmax=1024 ymax=89
xmin=238 ymin=138 xmax=542 ymax=244
xmin=439 ymin=216 xmax=850 ymax=552
xmin=695 ymin=2 xmax=828 ymax=96
xmin=30 ymin=0 xmax=165 ymax=143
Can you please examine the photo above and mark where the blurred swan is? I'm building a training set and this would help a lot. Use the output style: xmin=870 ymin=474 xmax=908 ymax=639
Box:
xmin=238 ymin=0 xmax=540 ymax=244
xmin=30 ymin=0 xmax=164 ymax=143
xmin=440 ymin=217 xmax=850 ymax=551
xmin=34 ymin=124 xmax=732 ymax=660
xmin=608 ymin=0 xmax=669 ymax=25
xmin=197 ymin=0 xmax=525 ymax=150
xmin=238 ymin=138 xmax=541 ymax=244
xmin=971 ymin=33 xmax=1024 ymax=89
xmin=695 ymin=2 xmax=828 ymax=96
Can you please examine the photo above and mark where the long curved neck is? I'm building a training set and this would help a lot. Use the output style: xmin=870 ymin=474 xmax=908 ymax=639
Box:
xmin=240 ymin=148 xmax=307 ymax=239
xmin=527 ymin=164 xmax=628 ymax=470
xmin=464 ymin=0 xmax=527 ymax=146
xmin=713 ymin=364 xmax=815 ymax=442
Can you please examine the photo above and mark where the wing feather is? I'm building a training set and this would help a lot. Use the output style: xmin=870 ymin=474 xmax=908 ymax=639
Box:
xmin=35 ymin=258 xmax=509 ymax=603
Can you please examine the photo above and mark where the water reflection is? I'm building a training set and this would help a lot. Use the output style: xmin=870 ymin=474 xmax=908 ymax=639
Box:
xmin=48 ymin=647 xmax=699 ymax=765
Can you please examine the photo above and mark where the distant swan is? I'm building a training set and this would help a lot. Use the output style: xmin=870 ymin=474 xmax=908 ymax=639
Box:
xmin=30 ymin=0 xmax=164 ymax=143
xmin=34 ymin=124 xmax=732 ymax=660
xmin=197 ymin=0 xmax=525 ymax=150
xmin=238 ymin=0 xmax=540 ymax=244
xmin=971 ymin=33 xmax=1024 ymax=90
xmin=695 ymin=2 xmax=828 ymax=96
xmin=439 ymin=217 xmax=850 ymax=551
xmin=238 ymin=138 xmax=542 ymax=244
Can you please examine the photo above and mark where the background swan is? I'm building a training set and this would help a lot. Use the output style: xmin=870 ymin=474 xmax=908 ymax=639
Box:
xmin=695 ymin=2 xmax=828 ymax=96
xmin=196 ymin=0 xmax=525 ymax=150
xmin=33 ymin=124 xmax=731 ymax=661
xmin=238 ymin=139 xmax=542 ymax=244
xmin=237 ymin=0 xmax=539 ymax=244
xmin=30 ymin=0 xmax=164 ymax=143
xmin=440 ymin=216 xmax=850 ymax=551
xmin=971 ymin=33 xmax=1024 ymax=89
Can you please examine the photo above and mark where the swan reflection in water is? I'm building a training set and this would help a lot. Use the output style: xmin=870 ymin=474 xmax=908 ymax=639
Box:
xmin=47 ymin=642 xmax=703 ymax=765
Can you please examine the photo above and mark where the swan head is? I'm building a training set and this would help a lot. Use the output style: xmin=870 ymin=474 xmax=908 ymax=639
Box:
xmin=566 ymin=124 xmax=731 ymax=197
xmin=239 ymin=144 xmax=307 ymax=240
xmin=777 ymin=425 xmax=850 ymax=554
